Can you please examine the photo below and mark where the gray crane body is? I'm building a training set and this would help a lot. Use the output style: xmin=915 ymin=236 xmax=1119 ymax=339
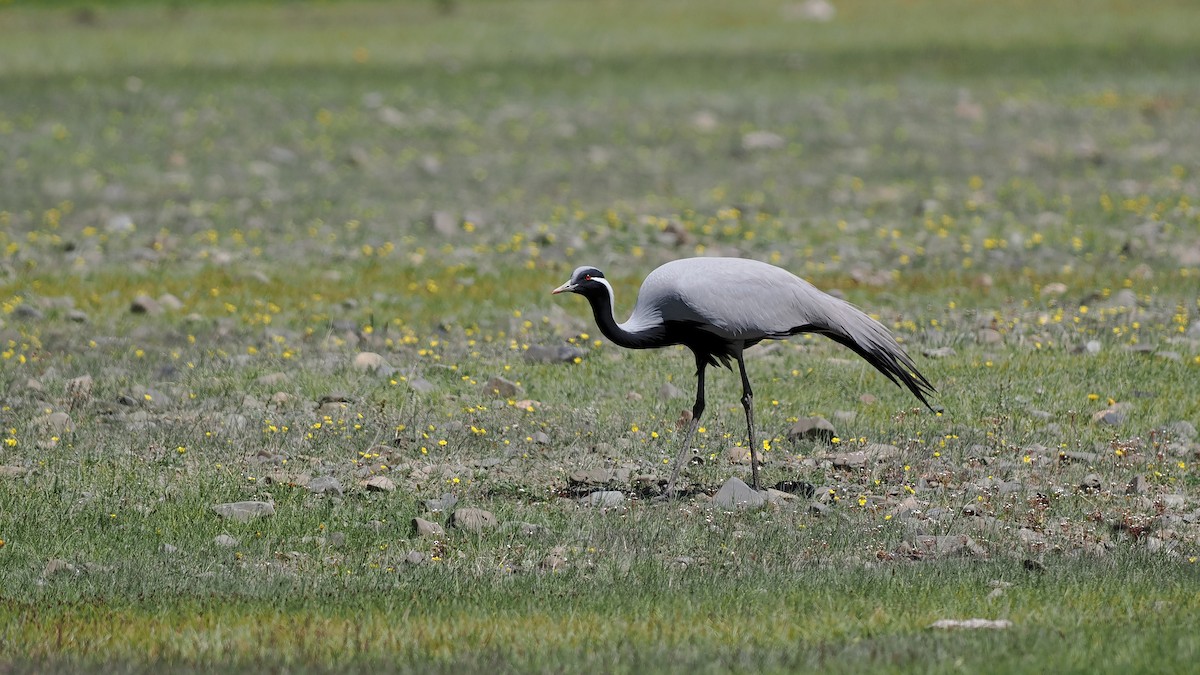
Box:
xmin=553 ymin=256 xmax=935 ymax=496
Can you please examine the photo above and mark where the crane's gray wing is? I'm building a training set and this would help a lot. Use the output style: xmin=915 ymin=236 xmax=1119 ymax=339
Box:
xmin=637 ymin=257 xmax=936 ymax=408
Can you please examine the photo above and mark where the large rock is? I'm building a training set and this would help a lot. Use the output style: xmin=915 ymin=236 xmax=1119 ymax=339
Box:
xmin=211 ymin=501 xmax=275 ymax=522
xmin=712 ymin=477 xmax=766 ymax=510
xmin=482 ymin=377 xmax=521 ymax=398
xmin=450 ymin=508 xmax=498 ymax=532
xmin=787 ymin=417 xmax=836 ymax=444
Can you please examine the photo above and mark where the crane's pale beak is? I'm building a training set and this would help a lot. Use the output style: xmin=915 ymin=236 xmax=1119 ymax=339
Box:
xmin=551 ymin=281 xmax=574 ymax=295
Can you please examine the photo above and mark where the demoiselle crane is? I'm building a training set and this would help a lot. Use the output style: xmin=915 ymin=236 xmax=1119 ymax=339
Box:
xmin=552 ymin=256 xmax=936 ymax=495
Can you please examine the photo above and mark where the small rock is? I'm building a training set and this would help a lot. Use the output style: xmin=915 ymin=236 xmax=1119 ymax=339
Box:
xmin=712 ymin=477 xmax=766 ymax=510
xmin=1126 ymin=474 xmax=1148 ymax=495
xmin=1018 ymin=528 xmax=1046 ymax=547
xmin=255 ymin=372 xmax=290 ymax=386
xmin=832 ymin=452 xmax=868 ymax=470
xmin=807 ymin=501 xmax=831 ymax=516
xmin=904 ymin=534 xmax=987 ymax=559
xmin=211 ymin=501 xmax=275 ymax=522
xmin=352 ymin=352 xmax=391 ymax=374
xmin=308 ymin=476 xmax=343 ymax=496
xmin=787 ymin=417 xmax=836 ymax=444
xmin=1085 ymin=340 xmax=1102 ymax=355
xmin=37 ymin=411 xmax=74 ymax=435
xmin=1040 ymin=282 xmax=1068 ymax=297
xmin=406 ymin=377 xmax=436 ymax=394
xmin=422 ymin=494 xmax=459 ymax=513
xmin=541 ymin=551 xmax=568 ymax=570
xmin=929 ymin=619 xmax=1012 ymax=630
xmin=1079 ymin=473 xmax=1102 ymax=492
xmin=451 ymin=507 xmax=498 ymax=532
xmin=1091 ymin=408 xmax=1126 ymax=426
xmin=726 ymin=446 xmax=754 ymax=464
xmin=1167 ymin=421 xmax=1196 ymax=441
xmin=161 ymin=543 xmax=179 ymax=554
xmin=66 ymin=309 xmax=89 ymax=322
xmin=13 ymin=305 xmax=45 ymax=320
xmin=412 ymin=517 xmax=445 ymax=539
xmin=130 ymin=295 xmax=162 ymax=315
xmin=65 ymin=375 xmax=94 ymax=400
xmin=531 ymin=431 xmax=551 ymax=445
xmin=362 ymin=475 xmax=396 ymax=492
xmin=922 ymin=347 xmax=956 ymax=359
xmin=213 ymin=534 xmax=240 ymax=548
xmin=482 ymin=376 xmax=521 ymax=398
xmin=405 ymin=551 xmax=427 ymax=565
xmin=584 ymin=490 xmax=625 ymax=507
xmin=741 ymin=130 xmax=786 ymax=151
xmin=658 ymin=382 xmax=684 ymax=400
xmin=0 ymin=466 xmax=29 ymax=477
xmin=42 ymin=559 xmax=79 ymax=578
xmin=976 ymin=328 xmax=1003 ymax=345
xmin=1160 ymin=494 xmax=1187 ymax=510
xmin=763 ymin=488 xmax=799 ymax=505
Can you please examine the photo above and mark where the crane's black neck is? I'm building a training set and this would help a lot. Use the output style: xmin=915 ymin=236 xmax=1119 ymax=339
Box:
xmin=579 ymin=286 xmax=665 ymax=350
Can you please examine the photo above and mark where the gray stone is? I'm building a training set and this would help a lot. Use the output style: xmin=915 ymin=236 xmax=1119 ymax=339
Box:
xmin=787 ymin=417 xmax=836 ymax=444
xmin=407 ymin=377 xmax=436 ymax=393
xmin=42 ymin=559 xmax=78 ymax=578
xmin=1079 ymin=473 xmax=1102 ymax=492
xmin=362 ymin=475 xmax=396 ymax=492
xmin=1018 ymin=528 xmax=1046 ymax=547
xmin=976 ymin=328 xmax=1003 ymax=345
xmin=923 ymin=347 xmax=957 ymax=359
xmin=832 ymin=452 xmax=868 ymax=470
xmin=214 ymin=534 xmax=239 ymax=547
xmin=308 ymin=476 xmax=343 ymax=496
xmin=1167 ymin=421 xmax=1196 ymax=440
xmin=741 ymin=130 xmax=786 ymax=151
xmin=211 ymin=501 xmax=275 ymax=522
xmin=405 ymin=551 xmax=427 ymax=565
xmin=1060 ymin=450 xmax=1100 ymax=464
xmin=37 ymin=411 xmax=73 ymax=435
xmin=130 ymin=295 xmax=163 ymax=315
xmin=905 ymin=534 xmax=987 ymax=559
xmin=1160 ymin=494 xmax=1187 ymax=510
xmin=482 ymin=376 xmax=521 ymax=398
xmin=352 ymin=351 xmax=392 ymax=374
xmin=422 ymin=493 xmax=459 ymax=513
xmin=569 ymin=468 xmax=618 ymax=486
xmin=65 ymin=375 xmax=94 ymax=400
xmin=1126 ymin=475 xmax=1148 ymax=495
xmin=712 ymin=477 xmax=766 ymax=510
xmin=161 ymin=543 xmax=179 ymax=554
xmin=929 ymin=619 xmax=1012 ymax=630
xmin=451 ymin=507 xmax=498 ymax=532
xmin=658 ymin=382 xmax=684 ymax=400
xmin=585 ymin=490 xmax=625 ymax=507
xmin=1085 ymin=340 xmax=1102 ymax=355
xmin=808 ymin=501 xmax=831 ymax=516
xmin=412 ymin=517 xmax=445 ymax=539
xmin=13 ymin=305 xmax=44 ymax=320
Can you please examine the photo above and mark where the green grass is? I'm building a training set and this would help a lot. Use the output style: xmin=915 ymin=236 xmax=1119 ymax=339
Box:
xmin=2 ymin=0 xmax=1200 ymax=672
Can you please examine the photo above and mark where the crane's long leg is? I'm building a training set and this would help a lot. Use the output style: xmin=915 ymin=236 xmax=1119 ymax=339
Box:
xmin=666 ymin=355 xmax=707 ymax=498
xmin=735 ymin=351 xmax=760 ymax=490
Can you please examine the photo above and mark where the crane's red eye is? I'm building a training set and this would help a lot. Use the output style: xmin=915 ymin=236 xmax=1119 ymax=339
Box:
xmin=584 ymin=275 xmax=592 ymax=280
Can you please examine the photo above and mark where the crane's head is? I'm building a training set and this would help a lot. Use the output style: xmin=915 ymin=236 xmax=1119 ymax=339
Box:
xmin=552 ymin=266 xmax=607 ymax=296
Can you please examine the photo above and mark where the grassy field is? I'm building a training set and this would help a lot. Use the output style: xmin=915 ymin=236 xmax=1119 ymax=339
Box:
xmin=2 ymin=0 xmax=1200 ymax=672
